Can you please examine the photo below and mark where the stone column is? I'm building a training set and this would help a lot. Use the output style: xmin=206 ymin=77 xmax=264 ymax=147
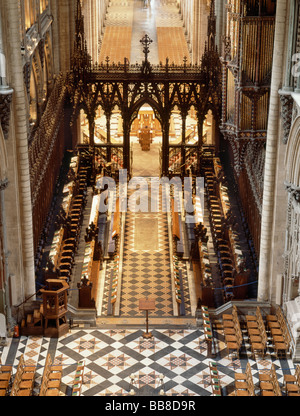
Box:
xmin=57 ymin=0 xmax=72 ymax=72
xmin=49 ymin=0 xmax=60 ymax=74
xmin=258 ymin=0 xmax=288 ymax=302
xmin=4 ymin=0 xmax=36 ymax=301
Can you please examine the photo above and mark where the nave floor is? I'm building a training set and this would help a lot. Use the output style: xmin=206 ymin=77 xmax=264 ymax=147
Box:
xmin=101 ymin=179 xmax=192 ymax=318
xmin=0 ymin=325 xmax=295 ymax=396
xmin=99 ymin=0 xmax=190 ymax=64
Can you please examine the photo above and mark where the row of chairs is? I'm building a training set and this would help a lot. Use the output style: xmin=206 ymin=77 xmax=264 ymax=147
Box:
xmin=235 ymin=362 xmax=255 ymax=396
xmin=10 ymin=355 xmax=36 ymax=396
xmin=173 ymin=255 xmax=183 ymax=304
xmin=72 ymin=361 xmax=85 ymax=396
xmin=58 ymin=163 xmax=90 ymax=282
xmin=209 ymin=361 xmax=222 ymax=396
xmin=0 ymin=357 xmax=12 ymax=396
xmin=259 ymin=364 xmax=281 ymax=396
xmin=109 ymin=254 xmax=120 ymax=306
xmin=39 ymin=353 xmax=62 ymax=396
xmin=246 ymin=306 xmax=268 ymax=359
xmin=199 ymin=237 xmax=214 ymax=287
xmin=266 ymin=307 xmax=291 ymax=359
xmin=204 ymin=169 xmax=235 ymax=301
xmin=201 ymin=305 xmax=213 ymax=343
xmin=222 ymin=305 xmax=243 ymax=358
xmin=284 ymin=365 xmax=300 ymax=396
xmin=235 ymin=363 xmax=300 ymax=396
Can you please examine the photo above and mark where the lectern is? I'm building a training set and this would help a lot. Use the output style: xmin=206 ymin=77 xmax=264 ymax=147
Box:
xmin=139 ymin=298 xmax=155 ymax=339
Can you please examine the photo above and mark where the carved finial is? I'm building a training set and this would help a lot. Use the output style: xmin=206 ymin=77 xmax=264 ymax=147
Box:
xmin=75 ymin=0 xmax=85 ymax=48
xmin=207 ymin=0 xmax=216 ymax=51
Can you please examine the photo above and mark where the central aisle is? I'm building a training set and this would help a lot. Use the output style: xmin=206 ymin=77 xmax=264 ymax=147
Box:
xmin=120 ymin=180 xmax=173 ymax=317
xmin=99 ymin=0 xmax=190 ymax=64
xmin=100 ymin=179 xmax=192 ymax=317
xmin=98 ymin=0 xmax=193 ymax=318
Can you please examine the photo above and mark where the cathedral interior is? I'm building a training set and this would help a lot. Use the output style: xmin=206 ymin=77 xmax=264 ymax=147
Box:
xmin=1 ymin=0 xmax=300 ymax=398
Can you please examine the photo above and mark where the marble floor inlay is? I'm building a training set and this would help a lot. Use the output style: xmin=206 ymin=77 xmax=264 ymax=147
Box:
xmin=0 ymin=327 xmax=296 ymax=396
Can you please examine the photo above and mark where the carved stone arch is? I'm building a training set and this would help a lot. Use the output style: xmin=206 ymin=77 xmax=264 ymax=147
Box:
xmin=285 ymin=115 xmax=300 ymax=187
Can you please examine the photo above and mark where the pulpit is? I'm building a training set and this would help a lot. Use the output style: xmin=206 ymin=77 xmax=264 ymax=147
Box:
xmin=40 ymin=279 xmax=69 ymax=338
xmin=139 ymin=127 xmax=152 ymax=151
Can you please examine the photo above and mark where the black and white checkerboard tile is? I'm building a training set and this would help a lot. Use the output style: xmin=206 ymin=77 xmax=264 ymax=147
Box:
xmin=1 ymin=327 xmax=296 ymax=396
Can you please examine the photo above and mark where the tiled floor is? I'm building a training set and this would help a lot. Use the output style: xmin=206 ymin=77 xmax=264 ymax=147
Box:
xmin=0 ymin=326 xmax=296 ymax=396
xmin=101 ymin=179 xmax=192 ymax=317
xmin=6 ymin=0 xmax=293 ymax=400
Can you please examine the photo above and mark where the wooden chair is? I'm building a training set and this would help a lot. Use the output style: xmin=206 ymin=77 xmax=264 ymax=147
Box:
xmin=10 ymin=355 xmax=35 ymax=396
xmin=39 ymin=354 xmax=62 ymax=396
xmin=284 ymin=364 xmax=300 ymax=392
xmin=250 ymin=331 xmax=267 ymax=359
xmin=260 ymin=364 xmax=282 ymax=396
xmin=235 ymin=363 xmax=255 ymax=396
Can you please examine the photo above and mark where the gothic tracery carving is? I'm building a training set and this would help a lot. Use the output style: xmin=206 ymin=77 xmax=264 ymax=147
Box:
xmin=279 ymin=92 xmax=294 ymax=144
xmin=0 ymin=92 xmax=13 ymax=140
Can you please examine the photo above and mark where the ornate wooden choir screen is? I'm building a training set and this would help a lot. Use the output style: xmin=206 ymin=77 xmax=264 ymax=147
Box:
xmin=28 ymin=0 xmax=222 ymax=251
xmin=66 ymin=0 xmax=222 ymax=178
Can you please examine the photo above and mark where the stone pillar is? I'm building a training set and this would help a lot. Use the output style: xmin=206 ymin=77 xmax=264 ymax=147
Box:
xmin=192 ymin=0 xmax=199 ymax=64
xmin=49 ymin=0 xmax=60 ymax=74
xmin=4 ymin=0 xmax=36 ymax=301
xmin=57 ymin=0 xmax=72 ymax=72
xmin=258 ymin=0 xmax=288 ymax=302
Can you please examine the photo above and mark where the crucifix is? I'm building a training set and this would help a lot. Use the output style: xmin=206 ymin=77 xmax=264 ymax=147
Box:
xmin=140 ymin=34 xmax=153 ymax=63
